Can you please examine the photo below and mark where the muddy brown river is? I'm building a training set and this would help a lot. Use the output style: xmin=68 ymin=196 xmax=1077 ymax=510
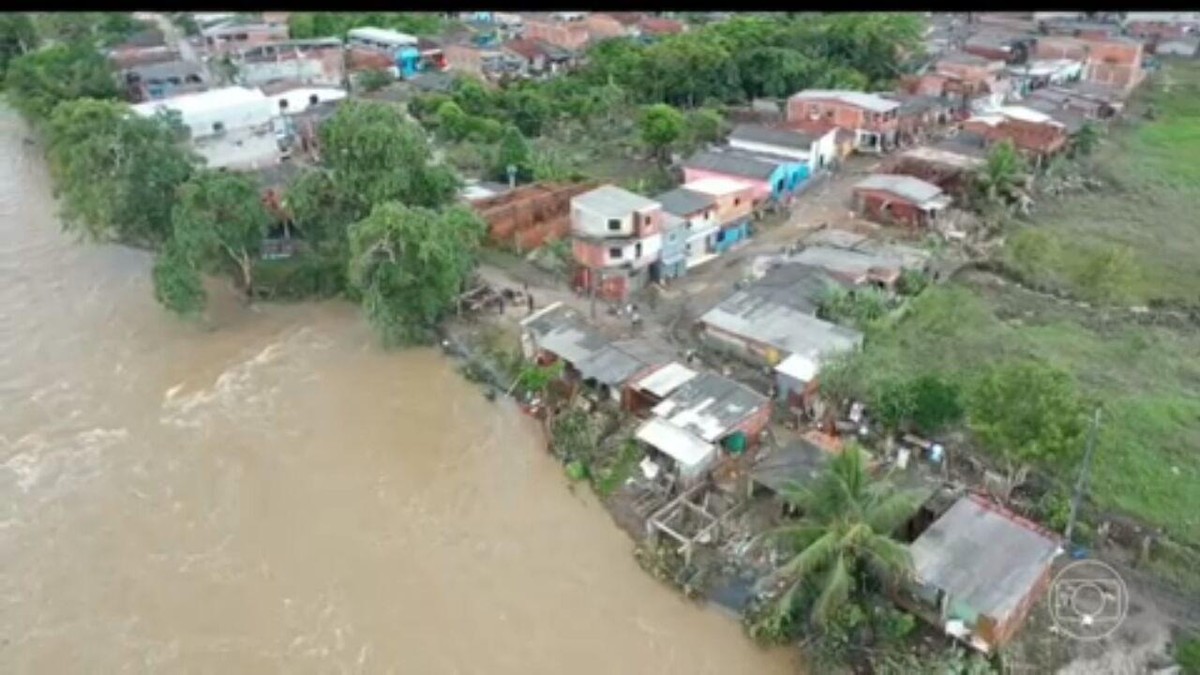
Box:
xmin=0 ymin=110 xmax=796 ymax=673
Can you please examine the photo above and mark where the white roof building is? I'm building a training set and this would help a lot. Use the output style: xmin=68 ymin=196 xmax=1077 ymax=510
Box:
xmin=133 ymin=86 xmax=277 ymax=139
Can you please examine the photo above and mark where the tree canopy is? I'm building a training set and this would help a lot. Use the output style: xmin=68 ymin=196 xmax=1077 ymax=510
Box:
xmin=750 ymin=445 xmax=919 ymax=640
xmin=317 ymin=100 xmax=460 ymax=218
xmin=638 ymin=104 xmax=686 ymax=162
xmin=966 ymin=362 xmax=1088 ymax=467
xmin=347 ymin=202 xmax=485 ymax=346
xmin=287 ymin=12 xmax=445 ymax=40
xmin=44 ymin=98 xmax=195 ymax=248
xmin=0 ymin=14 xmax=38 ymax=79
xmin=5 ymin=44 xmax=119 ymax=120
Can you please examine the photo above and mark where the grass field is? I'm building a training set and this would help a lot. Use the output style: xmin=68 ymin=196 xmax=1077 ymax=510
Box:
xmin=1005 ymin=60 xmax=1200 ymax=303
xmin=853 ymin=62 xmax=1200 ymax=550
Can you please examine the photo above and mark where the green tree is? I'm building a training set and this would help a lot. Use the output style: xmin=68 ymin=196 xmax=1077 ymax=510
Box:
xmin=167 ymin=170 xmax=271 ymax=299
xmin=966 ymin=362 xmax=1087 ymax=468
xmin=355 ymin=69 xmax=394 ymax=93
xmin=5 ymin=44 xmax=119 ymax=120
xmin=908 ymin=374 xmax=964 ymax=435
xmin=347 ymin=203 xmax=485 ymax=346
xmin=152 ymin=242 xmax=206 ymax=318
xmin=683 ymin=107 xmax=726 ymax=151
xmin=750 ymin=445 xmax=918 ymax=640
xmin=492 ymin=125 xmax=533 ymax=184
xmin=0 ymin=14 xmax=38 ymax=79
xmin=45 ymin=98 xmax=196 ymax=248
xmin=434 ymin=99 xmax=472 ymax=142
xmin=503 ymin=87 xmax=553 ymax=137
xmin=975 ymin=139 xmax=1028 ymax=206
xmin=318 ymin=100 xmax=460 ymax=217
xmin=639 ymin=103 xmax=686 ymax=163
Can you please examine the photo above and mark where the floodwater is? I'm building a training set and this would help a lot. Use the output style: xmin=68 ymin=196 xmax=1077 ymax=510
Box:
xmin=0 ymin=109 xmax=796 ymax=673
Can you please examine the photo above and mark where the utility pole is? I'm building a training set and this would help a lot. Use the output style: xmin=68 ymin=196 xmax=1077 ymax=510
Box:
xmin=1064 ymin=407 xmax=1103 ymax=544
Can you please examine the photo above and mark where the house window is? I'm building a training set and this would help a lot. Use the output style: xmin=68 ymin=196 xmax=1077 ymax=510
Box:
xmin=279 ymin=99 xmax=289 ymax=111
xmin=212 ymin=121 xmax=225 ymax=134
xmin=607 ymin=218 xmax=621 ymax=231
xmin=635 ymin=242 xmax=643 ymax=258
xmin=309 ymin=94 xmax=319 ymax=105
xmin=734 ymin=198 xmax=741 ymax=207
xmin=609 ymin=247 xmax=623 ymax=259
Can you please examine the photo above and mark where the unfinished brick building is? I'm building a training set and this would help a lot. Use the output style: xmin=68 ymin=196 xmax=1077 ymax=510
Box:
xmin=471 ymin=181 xmax=599 ymax=252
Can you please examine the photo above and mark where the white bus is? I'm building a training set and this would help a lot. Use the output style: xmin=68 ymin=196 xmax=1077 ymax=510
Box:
xmin=346 ymin=27 xmax=418 ymax=53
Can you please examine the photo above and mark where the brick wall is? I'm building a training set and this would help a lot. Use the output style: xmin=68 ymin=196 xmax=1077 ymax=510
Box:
xmin=854 ymin=188 xmax=927 ymax=228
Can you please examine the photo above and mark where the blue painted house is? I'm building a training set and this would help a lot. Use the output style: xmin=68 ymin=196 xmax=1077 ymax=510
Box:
xmin=655 ymin=213 xmax=690 ymax=281
xmin=682 ymin=149 xmax=810 ymax=206
xmin=654 ymin=185 xmax=721 ymax=270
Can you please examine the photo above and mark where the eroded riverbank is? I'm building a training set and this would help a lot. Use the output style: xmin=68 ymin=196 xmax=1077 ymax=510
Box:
xmin=0 ymin=110 xmax=795 ymax=673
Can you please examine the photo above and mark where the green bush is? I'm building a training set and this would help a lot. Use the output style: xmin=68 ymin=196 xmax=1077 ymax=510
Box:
xmin=254 ymin=255 xmax=348 ymax=301
xmin=1177 ymin=635 xmax=1200 ymax=674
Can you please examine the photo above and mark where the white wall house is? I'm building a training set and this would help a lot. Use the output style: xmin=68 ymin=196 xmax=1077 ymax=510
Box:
xmin=133 ymin=86 xmax=277 ymax=140
xmin=728 ymin=124 xmax=837 ymax=173
xmin=132 ymin=86 xmax=281 ymax=170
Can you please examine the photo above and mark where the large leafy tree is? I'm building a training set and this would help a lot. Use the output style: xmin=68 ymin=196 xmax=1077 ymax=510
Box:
xmin=318 ymin=100 xmax=460 ymax=218
xmin=492 ymin=125 xmax=533 ymax=184
xmin=0 ymin=14 xmax=38 ymax=79
xmin=44 ymin=98 xmax=196 ymax=248
xmin=5 ymin=44 xmax=119 ymax=120
xmin=347 ymin=203 xmax=486 ymax=347
xmin=638 ymin=104 xmax=686 ymax=164
xmin=966 ymin=361 xmax=1087 ymax=468
xmin=750 ymin=445 xmax=919 ymax=639
xmin=167 ymin=170 xmax=271 ymax=298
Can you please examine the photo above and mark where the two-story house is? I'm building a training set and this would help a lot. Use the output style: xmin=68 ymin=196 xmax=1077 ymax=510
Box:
xmin=681 ymin=178 xmax=755 ymax=255
xmin=654 ymin=186 xmax=720 ymax=270
xmin=682 ymin=149 xmax=809 ymax=206
xmin=570 ymin=185 xmax=664 ymax=302
xmin=786 ymin=90 xmax=901 ymax=154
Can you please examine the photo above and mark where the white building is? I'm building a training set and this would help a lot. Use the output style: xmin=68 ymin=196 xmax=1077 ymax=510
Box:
xmin=132 ymin=86 xmax=281 ymax=170
xmin=727 ymin=124 xmax=838 ymax=173
xmin=267 ymin=86 xmax=348 ymax=116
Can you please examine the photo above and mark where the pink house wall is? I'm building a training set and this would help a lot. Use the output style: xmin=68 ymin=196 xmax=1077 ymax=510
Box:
xmin=681 ymin=168 xmax=771 ymax=203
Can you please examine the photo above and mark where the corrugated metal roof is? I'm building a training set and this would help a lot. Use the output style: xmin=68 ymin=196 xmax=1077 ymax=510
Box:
xmin=911 ymin=495 xmax=1062 ymax=622
xmin=636 ymin=417 xmax=714 ymax=469
xmin=788 ymin=90 xmax=900 ymax=113
xmin=855 ymin=174 xmax=945 ymax=204
xmin=683 ymin=150 xmax=779 ymax=180
xmin=632 ymin=362 xmax=698 ymax=398
xmin=791 ymin=246 xmax=904 ymax=283
xmin=653 ymin=187 xmax=717 ymax=217
xmin=700 ymin=291 xmax=862 ymax=366
xmin=651 ymin=372 xmax=768 ymax=443
xmin=729 ymin=124 xmax=817 ymax=150
xmin=572 ymin=184 xmax=660 ymax=218
xmin=521 ymin=303 xmax=671 ymax=387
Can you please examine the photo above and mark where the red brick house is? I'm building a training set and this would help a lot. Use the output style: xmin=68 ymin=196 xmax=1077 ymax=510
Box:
xmin=962 ymin=107 xmax=1070 ymax=164
xmin=786 ymin=90 xmax=901 ymax=154
xmin=522 ymin=15 xmax=592 ymax=51
xmin=900 ymin=494 xmax=1062 ymax=654
xmin=853 ymin=174 xmax=952 ymax=229
xmin=1081 ymin=36 xmax=1146 ymax=92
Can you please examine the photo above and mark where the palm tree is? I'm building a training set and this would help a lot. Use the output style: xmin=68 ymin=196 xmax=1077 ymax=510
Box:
xmin=975 ymin=139 xmax=1028 ymax=207
xmin=750 ymin=445 xmax=920 ymax=634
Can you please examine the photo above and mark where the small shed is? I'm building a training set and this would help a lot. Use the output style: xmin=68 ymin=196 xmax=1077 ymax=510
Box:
xmin=624 ymin=361 xmax=698 ymax=416
xmin=901 ymin=494 xmax=1063 ymax=653
xmin=853 ymin=174 xmax=952 ymax=229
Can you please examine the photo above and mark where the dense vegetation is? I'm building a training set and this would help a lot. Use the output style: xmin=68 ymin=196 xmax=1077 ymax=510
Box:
xmin=287 ymin=12 xmax=446 ymax=40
